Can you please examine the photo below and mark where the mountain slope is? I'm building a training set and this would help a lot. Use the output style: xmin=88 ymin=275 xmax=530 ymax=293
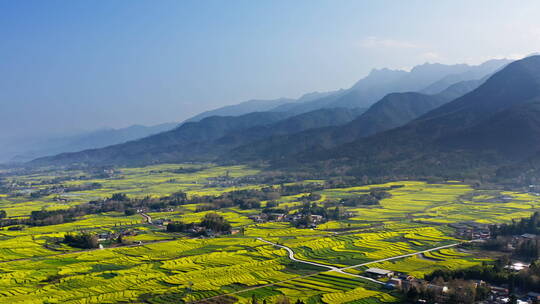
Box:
xmin=228 ymin=79 xmax=478 ymax=161
xmin=344 ymin=92 xmax=448 ymax=138
xmin=31 ymin=108 xmax=364 ymax=166
xmin=442 ymin=98 xmax=540 ymax=159
xmin=214 ymin=107 xmax=365 ymax=147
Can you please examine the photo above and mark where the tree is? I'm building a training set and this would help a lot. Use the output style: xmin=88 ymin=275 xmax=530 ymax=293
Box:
xmin=168 ymin=191 xmax=187 ymax=205
xmin=406 ymin=286 xmax=419 ymax=302
xmin=117 ymin=234 xmax=124 ymax=244
xmin=110 ymin=193 xmax=129 ymax=201
xmin=63 ymin=232 xmax=99 ymax=249
xmin=124 ymin=208 xmax=136 ymax=216
xmin=200 ymin=213 xmax=231 ymax=233
xmin=275 ymin=296 xmax=290 ymax=304
xmin=0 ymin=210 xmax=6 ymax=219
xmin=167 ymin=221 xmax=188 ymax=232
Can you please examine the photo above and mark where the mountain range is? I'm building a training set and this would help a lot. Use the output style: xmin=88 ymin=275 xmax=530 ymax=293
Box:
xmin=30 ymin=55 xmax=540 ymax=182
xmin=30 ymin=58 xmax=498 ymax=167
xmin=184 ymin=59 xmax=510 ymax=120
xmin=227 ymin=79 xmax=480 ymax=161
xmin=31 ymin=108 xmax=365 ymax=166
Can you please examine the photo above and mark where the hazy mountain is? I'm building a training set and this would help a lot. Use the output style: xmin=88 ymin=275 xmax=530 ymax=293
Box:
xmin=29 ymin=57 xmax=519 ymax=174
xmin=434 ymin=79 xmax=483 ymax=101
xmin=264 ymin=59 xmax=510 ymax=116
xmin=269 ymin=90 xmax=345 ymax=114
xmin=420 ymin=59 xmax=509 ymax=94
xmin=30 ymin=107 xmax=365 ymax=166
xmin=214 ymin=107 xmax=365 ymax=147
xmin=183 ymin=59 xmax=508 ymax=122
xmin=1 ymin=123 xmax=177 ymax=163
xmin=228 ymin=80 xmax=474 ymax=161
xmin=299 ymin=55 xmax=540 ymax=178
xmin=185 ymin=98 xmax=294 ymax=122
xmin=185 ymin=91 xmax=340 ymax=122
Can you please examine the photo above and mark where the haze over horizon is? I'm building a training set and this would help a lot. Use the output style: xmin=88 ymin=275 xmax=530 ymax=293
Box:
xmin=2 ymin=0 xmax=540 ymax=140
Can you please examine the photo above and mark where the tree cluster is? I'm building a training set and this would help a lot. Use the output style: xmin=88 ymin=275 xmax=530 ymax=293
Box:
xmin=425 ymin=257 xmax=540 ymax=295
xmin=63 ymin=232 xmax=99 ymax=249
xmin=339 ymin=190 xmax=390 ymax=207
xmin=491 ymin=212 xmax=540 ymax=237
xmin=405 ymin=277 xmax=489 ymax=304
xmin=166 ymin=212 xmax=232 ymax=235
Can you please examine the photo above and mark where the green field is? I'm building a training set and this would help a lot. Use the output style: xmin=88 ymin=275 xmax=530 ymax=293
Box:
xmin=0 ymin=163 xmax=538 ymax=303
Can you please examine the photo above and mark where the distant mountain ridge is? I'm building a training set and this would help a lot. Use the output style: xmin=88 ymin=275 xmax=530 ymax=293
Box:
xmin=32 ymin=72 xmax=482 ymax=167
xmin=227 ymin=79 xmax=476 ymax=161
xmin=3 ymin=123 xmax=178 ymax=163
xmin=29 ymin=56 xmax=525 ymax=182
xmin=185 ymin=98 xmax=293 ymax=122
xmin=183 ymin=59 xmax=509 ymax=122
xmin=31 ymin=108 xmax=364 ymax=166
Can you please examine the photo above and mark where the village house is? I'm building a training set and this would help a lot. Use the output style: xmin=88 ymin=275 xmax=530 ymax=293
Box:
xmin=365 ymin=268 xmax=394 ymax=278
xmin=505 ymin=261 xmax=529 ymax=272
xmin=520 ymin=233 xmax=537 ymax=239
xmin=526 ymin=291 xmax=540 ymax=302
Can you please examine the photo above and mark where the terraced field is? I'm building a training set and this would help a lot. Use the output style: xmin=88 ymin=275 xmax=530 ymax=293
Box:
xmin=0 ymin=164 xmax=539 ymax=303
xmin=362 ymin=248 xmax=486 ymax=278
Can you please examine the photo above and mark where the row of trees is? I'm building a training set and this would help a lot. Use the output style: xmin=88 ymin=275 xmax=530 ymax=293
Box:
xmin=191 ymin=185 xmax=325 ymax=212
xmin=490 ymin=212 xmax=540 ymax=237
xmin=0 ymin=191 xmax=189 ymax=227
xmin=29 ymin=182 xmax=102 ymax=198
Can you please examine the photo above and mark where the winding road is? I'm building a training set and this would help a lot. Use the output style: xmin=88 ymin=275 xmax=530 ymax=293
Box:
xmin=140 ymin=212 xmax=152 ymax=224
xmin=257 ymin=237 xmax=461 ymax=285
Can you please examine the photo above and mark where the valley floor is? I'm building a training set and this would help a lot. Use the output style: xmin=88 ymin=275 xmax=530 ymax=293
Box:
xmin=0 ymin=163 xmax=538 ymax=303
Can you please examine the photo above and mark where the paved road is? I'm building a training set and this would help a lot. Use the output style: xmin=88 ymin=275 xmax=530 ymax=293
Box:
xmin=257 ymin=237 xmax=340 ymax=270
xmin=257 ymin=237 xmax=461 ymax=285
xmin=257 ymin=237 xmax=384 ymax=284
xmin=340 ymin=242 xmax=460 ymax=271
xmin=140 ymin=212 xmax=152 ymax=224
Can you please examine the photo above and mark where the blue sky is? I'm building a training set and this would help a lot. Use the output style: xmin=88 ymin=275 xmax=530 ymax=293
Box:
xmin=1 ymin=0 xmax=540 ymax=138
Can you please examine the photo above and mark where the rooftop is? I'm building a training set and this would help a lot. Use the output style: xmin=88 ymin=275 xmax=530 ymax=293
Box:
xmin=365 ymin=268 xmax=393 ymax=275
